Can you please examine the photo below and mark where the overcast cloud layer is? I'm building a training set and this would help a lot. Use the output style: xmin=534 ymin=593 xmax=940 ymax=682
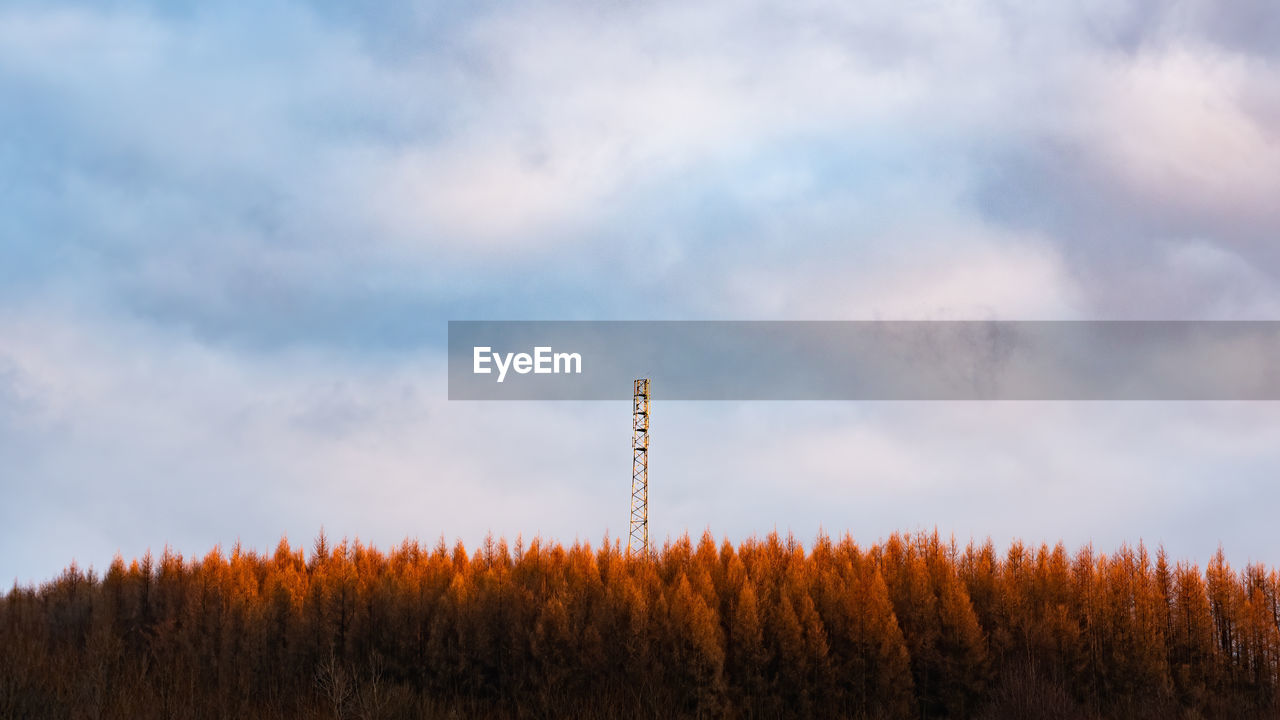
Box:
xmin=2 ymin=0 xmax=1280 ymax=583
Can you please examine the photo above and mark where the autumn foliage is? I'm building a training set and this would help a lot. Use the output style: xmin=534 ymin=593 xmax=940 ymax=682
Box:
xmin=3 ymin=531 xmax=1279 ymax=719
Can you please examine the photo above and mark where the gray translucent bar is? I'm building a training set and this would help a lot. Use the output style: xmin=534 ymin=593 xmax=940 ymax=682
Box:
xmin=447 ymin=321 xmax=1280 ymax=400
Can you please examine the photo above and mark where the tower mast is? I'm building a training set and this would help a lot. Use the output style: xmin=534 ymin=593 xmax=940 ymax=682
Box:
xmin=627 ymin=378 xmax=650 ymax=558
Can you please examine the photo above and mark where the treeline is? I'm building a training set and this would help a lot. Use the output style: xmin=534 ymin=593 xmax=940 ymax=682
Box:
xmin=2 ymin=532 xmax=1279 ymax=719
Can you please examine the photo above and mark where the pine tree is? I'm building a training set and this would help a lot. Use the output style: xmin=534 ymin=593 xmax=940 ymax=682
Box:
xmin=667 ymin=573 xmax=726 ymax=716
xmin=728 ymin=581 xmax=767 ymax=715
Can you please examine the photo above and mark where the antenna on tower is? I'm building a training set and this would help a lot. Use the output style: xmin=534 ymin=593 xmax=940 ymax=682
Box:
xmin=627 ymin=378 xmax=650 ymax=558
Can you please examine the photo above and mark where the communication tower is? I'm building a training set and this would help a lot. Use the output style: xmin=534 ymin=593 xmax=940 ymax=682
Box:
xmin=627 ymin=378 xmax=650 ymax=558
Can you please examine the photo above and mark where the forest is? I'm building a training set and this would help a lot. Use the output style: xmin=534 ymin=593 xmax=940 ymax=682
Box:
xmin=2 ymin=530 xmax=1278 ymax=719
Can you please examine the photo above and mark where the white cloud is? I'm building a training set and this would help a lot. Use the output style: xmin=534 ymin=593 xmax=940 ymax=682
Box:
xmin=4 ymin=0 xmax=1280 ymax=584
xmin=717 ymin=226 xmax=1082 ymax=320
xmin=6 ymin=306 xmax=1280 ymax=585
xmin=1068 ymin=50 xmax=1280 ymax=235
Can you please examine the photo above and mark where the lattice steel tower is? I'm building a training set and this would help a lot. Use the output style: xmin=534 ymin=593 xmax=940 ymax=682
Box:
xmin=627 ymin=378 xmax=650 ymax=558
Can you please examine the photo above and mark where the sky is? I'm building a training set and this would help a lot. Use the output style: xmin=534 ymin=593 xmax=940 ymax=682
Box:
xmin=3 ymin=0 xmax=1280 ymax=584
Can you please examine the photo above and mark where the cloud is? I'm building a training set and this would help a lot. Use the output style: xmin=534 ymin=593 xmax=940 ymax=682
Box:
xmin=0 ymin=305 xmax=627 ymax=582
xmin=663 ymin=401 xmax=1280 ymax=567
xmin=3 ymin=0 xmax=1280 ymax=582
xmin=8 ymin=0 xmax=1278 ymax=334
xmin=971 ymin=38 xmax=1280 ymax=316
xmin=7 ymin=307 xmax=1280 ymax=586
